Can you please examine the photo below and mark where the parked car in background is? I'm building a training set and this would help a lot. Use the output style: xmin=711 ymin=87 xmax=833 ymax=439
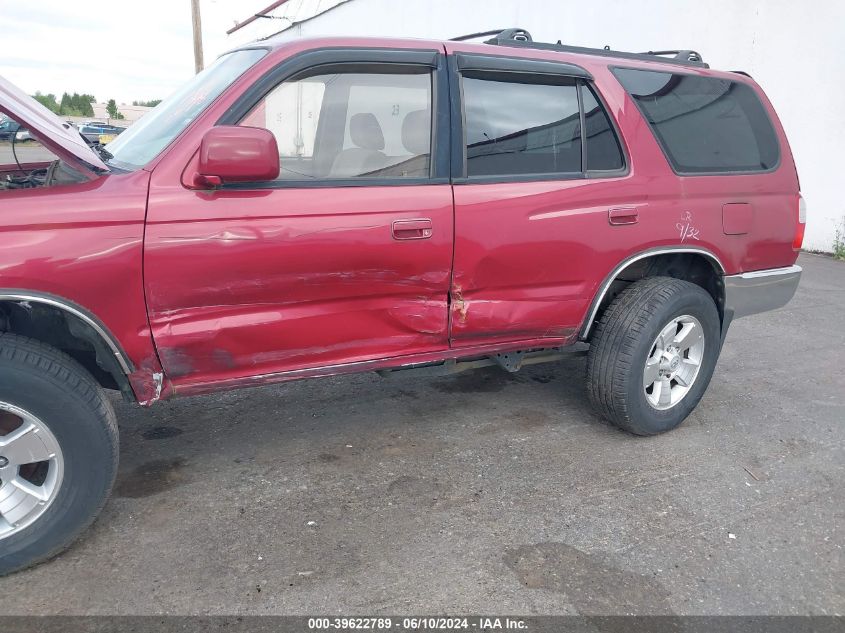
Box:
xmin=77 ymin=122 xmax=126 ymax=145
xmin=0 ymin=29 xmax=804 ymax=576
xmin=14 ymin=128 xmax=32 ymax=142
xmin=0 ymin=118 xmax=21 ymax=141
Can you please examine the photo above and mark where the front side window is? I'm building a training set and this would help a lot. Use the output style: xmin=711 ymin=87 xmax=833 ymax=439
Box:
xmin=613 ymin=68 xmax=779 ymax=173
xmin=240 ymin=70 xmax=432 ymax=180
xmin=463 ymin=77 xmax=582 ymax=178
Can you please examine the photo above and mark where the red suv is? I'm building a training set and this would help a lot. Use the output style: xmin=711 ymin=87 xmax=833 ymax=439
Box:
xmin=0 ymin=29 xmax=804 ymax=574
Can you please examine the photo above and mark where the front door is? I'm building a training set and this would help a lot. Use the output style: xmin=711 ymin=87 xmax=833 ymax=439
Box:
xmin=144 ymin=49 xmax=453 ymax=387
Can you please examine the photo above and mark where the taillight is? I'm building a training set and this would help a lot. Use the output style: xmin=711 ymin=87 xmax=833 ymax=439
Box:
xmin=793 ymin=194 xmax=806 ymax=250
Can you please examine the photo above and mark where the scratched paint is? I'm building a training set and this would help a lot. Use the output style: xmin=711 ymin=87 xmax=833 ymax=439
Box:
xmin=129 ymin=362 xmax=171 ymax=406
xmin=144 ymin=182 xmax=454 ymax=383
xmin=0 ymin=170 xmax=162 ymax=403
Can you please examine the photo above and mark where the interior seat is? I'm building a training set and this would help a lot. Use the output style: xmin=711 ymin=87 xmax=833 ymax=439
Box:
xmin=330 ymin=113 xmax=387 ymax=177
xmin=398 ymin=109 xmax=431 ymax=177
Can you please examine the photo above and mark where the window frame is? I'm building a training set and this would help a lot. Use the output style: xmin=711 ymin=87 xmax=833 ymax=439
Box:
xmin=610 ymin=66 xmax=782 ymax=177
xmin=449 ymin=53 xmax=628 ymax=184
xmin=217 ymin=47 xmax=449 ymax=189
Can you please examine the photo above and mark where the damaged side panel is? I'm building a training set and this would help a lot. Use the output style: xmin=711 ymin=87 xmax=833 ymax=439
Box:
xmin=450 ymin=178 xmax=642 ymax=345
xmin=129 ymin=368 xmax=166 ymax=406
xmin=144 ymin=183 xmax=454 ymax=385
xmin=0 ymin=170 xmax=166 ymax=405
xmin=449 ymin=172 xmax=736 ymax=346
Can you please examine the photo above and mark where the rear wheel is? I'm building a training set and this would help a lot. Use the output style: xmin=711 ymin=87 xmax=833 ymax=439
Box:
xmin=0 ymin=333 xmax=118 ymax=576
xmin=586 ymin=277 xmax=721 ymax=435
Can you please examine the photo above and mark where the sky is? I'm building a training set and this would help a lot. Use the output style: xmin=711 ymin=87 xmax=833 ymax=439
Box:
xmin=0 ymin=0 xmax=274 ymax=105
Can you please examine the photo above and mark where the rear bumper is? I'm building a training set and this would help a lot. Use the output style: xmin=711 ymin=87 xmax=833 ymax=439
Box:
xmin=724 ymin=265 xmax=802 ymax=319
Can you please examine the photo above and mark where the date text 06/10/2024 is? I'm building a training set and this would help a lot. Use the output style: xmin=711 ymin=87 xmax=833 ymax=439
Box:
xmin=306 ymin=617 xmax=528 ymax=630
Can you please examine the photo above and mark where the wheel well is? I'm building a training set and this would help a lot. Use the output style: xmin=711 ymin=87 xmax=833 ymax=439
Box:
xmin=585 ymin=252 xmax=725 ymax=340
xmin=0 ymin=299 xmax=134 ymax=400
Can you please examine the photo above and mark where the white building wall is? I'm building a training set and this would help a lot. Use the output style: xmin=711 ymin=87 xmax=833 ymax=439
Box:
xmin=242 ymin=0 xmax=845 ymax=252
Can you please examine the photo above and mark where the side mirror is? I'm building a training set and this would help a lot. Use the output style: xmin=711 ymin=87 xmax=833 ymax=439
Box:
xmin=193 ymin=126 xmax=279 ymax=188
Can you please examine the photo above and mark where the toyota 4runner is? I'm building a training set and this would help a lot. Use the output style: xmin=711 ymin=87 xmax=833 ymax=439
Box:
xmin=0 ymin=28 xmax=804 ymax=574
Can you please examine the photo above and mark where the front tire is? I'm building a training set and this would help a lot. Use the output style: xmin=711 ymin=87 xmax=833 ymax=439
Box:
xmin=0 ymin=333 xmax=118 ymax=576
xmin=586 ymin=277 xmax=721 ymax=436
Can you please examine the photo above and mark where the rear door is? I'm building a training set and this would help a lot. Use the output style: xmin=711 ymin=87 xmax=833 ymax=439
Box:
xmin=446 ymin=51 xmax=634 ymax=346
xmin=143 ymin=48 xmax=454 ymax=386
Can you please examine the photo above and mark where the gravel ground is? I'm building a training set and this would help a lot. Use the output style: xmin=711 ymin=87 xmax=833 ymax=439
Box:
xmin=1 ymin=253 xmax=842 ymax=616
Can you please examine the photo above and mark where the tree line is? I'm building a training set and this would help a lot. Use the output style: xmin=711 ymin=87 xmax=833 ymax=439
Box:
xmin=30 ymin=92 xmax=161 ymax=119
xmin=32 ymin=92 xmax=97 ymax=117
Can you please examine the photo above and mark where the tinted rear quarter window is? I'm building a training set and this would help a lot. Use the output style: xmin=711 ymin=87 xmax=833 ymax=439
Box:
xmin=613 ymin=68 xmax=779 ymax=173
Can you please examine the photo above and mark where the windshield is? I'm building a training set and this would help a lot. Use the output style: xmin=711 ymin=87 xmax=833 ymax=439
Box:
xmin=105 ymin=48 xmax=267 ymax=170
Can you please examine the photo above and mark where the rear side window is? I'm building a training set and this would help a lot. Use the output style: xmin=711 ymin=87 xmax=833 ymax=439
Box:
xmin=581 ymin=85 xmax=624 ymax=171
xmin=613 ymin=68 xmax=779 ymax=174
xmin=463 ymin=77 xmax=582 ymax=177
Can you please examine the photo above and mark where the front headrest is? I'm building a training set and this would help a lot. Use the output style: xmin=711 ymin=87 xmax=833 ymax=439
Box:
xmin=401 ymin=109 xmax=430 ymax=155
xmin=349 ymin=113 xmax=385 ymax=151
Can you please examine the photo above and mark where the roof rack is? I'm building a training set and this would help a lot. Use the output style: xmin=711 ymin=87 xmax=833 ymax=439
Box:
xmin=450 ymin=27 xmax=709 ymax=69
xmin=450 ymin=28 xmax=532 ymax=43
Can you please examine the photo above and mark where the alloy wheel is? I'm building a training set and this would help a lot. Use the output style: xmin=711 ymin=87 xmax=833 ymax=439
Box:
xmin=643 ymin=315 xmax=706 ymax=410
xmin=0 ymin=402 xmax=64 ymax=539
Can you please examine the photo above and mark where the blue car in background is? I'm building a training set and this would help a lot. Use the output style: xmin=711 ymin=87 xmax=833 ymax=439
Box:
xmin=77 ymin=122 xmax=126 ymax=145
xmin=0 ymin=117 xmax=22 ymax=141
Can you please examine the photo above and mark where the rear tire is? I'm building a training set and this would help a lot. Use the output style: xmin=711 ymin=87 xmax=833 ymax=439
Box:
xmin=0 ymin=333 xmax=118 ymax=576
xmin=586 ymin=277 xmax=721 ymax=435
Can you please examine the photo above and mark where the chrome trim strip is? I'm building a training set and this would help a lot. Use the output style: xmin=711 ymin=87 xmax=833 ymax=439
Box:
xmin=724 ymin=265 xmax=802 ymax=319
xmin=579 ymin=246 xmax=726 ymax=339
xmin=731 ymin=264 xmax=801 ymax=279
xmin=0 ymin=292 xmax=133 ymax=374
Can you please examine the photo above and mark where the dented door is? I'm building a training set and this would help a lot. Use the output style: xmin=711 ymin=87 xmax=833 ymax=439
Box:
xmin=143 ymin=49 xmax=454 ymax=387
xmin=449 ymin=179 xmax=634 ymax=346
xmin=144 ymin=187 xmax=453 ymax=384
xmin=445 ymin=48 xmax=635 ymax=347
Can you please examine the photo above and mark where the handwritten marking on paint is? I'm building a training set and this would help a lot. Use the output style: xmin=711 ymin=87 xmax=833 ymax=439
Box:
xmin=676 ymin=211 xmax=700 ymax=242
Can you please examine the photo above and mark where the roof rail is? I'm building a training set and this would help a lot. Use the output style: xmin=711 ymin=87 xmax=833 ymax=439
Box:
xmin=640 ymin=49 xmax=705 ymax=63
xmin=450 ymin=27 xmax=709 ymax=69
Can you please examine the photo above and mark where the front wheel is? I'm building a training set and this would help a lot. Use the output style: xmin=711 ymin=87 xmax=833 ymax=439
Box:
xmin=586 ymin=277 xmax=721 ymax=435
xmin=0 ymin=333 xmax=118 ymax=576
